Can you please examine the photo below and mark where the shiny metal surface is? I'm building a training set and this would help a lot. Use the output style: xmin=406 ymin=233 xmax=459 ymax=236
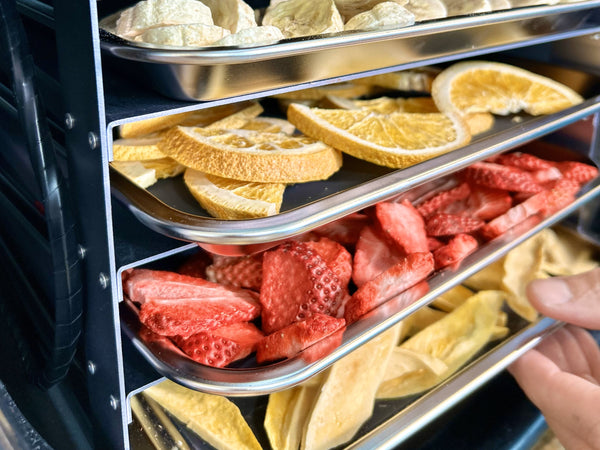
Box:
xmin=99 ymin=3 xmax=600 ymax=101
xmin=111 ymin=95 xmax=600 ymax=254
xmin=118 ymin=178 xmax=600 ymax=397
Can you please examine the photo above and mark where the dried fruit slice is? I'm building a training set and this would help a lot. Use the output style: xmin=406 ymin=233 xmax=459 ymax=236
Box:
xmin=433 ymin=233 xmax=479 ymax=270
xmin=554 ymin=161 xmax=599 ymax=184
xmin=425 ymin=212 xmax=485 ymax=237
xmin=344 ymin=2 xmax=415 ymax=31
xmin=173 ymin=322 xmax=264 ymax=368
xmin=441 ymin=185 xmax=512 ymax=221
xmin=260 ymin=241 xmax=345 ymax=334
xmin=256 ymin=313 xmax=346 ymax=363
xmin=287 ymin=102 xmax=471 ymax=169
xmin=160 ymin=126 xmax=343 ymax=183
xmin=354 ymin=67 xmax=440 ymax=92
xmin=112 ymin=133 xmax=166 ymax=161
xmin=144 ymin=380 xmax=261 ymax=450
xmin=432 ymin=60 xmax=583 ymax=116
xmin=345 ymin=252 xmax=434 ymax=324
xmin=494 ymin=152 xmax=554 ymax=171
xmin=206 ymin=254 xmax=263 ymax=291
xmin=139 ymin=23 xmax=230 ymax=47
xmin=334 ymin=0 xmax=409 ymax=20
xmin=110 ymin=161 xmax=157 ymax=188
xmin=444 ymin=0 xmax=492 ymax=16
xmin=462 ymin=161 xmax=543 ymax=193
xmin=375 ymin=199 xmax=429 ymax=253
xmin=263 ymin=0 xmax=344 ymax=38
xmin=313 ymin=212 xmax=370 ymax=247
xmin=416 ymin=182 xmax=471 ymax=218
xmin=304 ymin=237 xmax=353 ymax=288
xmin=404 ymin=0 xmax=447 ymax=21
xmin=183 ymin=169 xmax=286 ymax=219
xmin=239 ymin=117 xmax=296 ymax=135
xmin=201 ymin=0 xmax=257 ymax=33
xmin=203 ymin=102 xmax=264 ymax=130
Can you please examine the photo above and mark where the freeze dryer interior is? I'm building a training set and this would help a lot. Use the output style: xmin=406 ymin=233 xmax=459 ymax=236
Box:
xmin=1 ymin=0 xmax=600 ymax=449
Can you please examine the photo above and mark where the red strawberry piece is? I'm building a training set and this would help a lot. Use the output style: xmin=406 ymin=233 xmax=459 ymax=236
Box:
xmin=123 ymin=269 xmax=259 ymax=305
xmin=433 ymin=233 xmax=479 ymax=270
xmin=416 ymin=182 xmax=471 ymax=218
xmin=481 ymin=191 xmax=548 ymax=240
xmin=375 ymin=199 xmax=429 ymax=253
xmin=256 ymin=313 xmax=346 ymax=364
xmin=344 ymin=252 xmax=434 ymax=324
xmin=178 ymin=250 xmax=212 ymax=279
xmin=313 ymin=212 xmax=370 ymax=247
xmin=428 ymin=236 xmax=444 ymax=252
xmin=542 ymin=178 xmax=580 ymax=216
xmin=425 ymin=213 xmax=484 ymax=237
xmin=366 ymin=280 xmax=430 ymax=320
xmin=139 ymin=292 xmax=261 ymax=337
xmin=462 ymin=162 xmax=543 ymax=194
xmin=352 ymin=225 xmax=406 ymax=288
xmin=300 ymin=328 xmax=345 ymax=363
xmin=442 ymin=186 xmax=512 ymax=221
xmin=495 ymin=152 xmax=554 ymax=171
xmin=531 ymin=166 xmax=563 ymax=185
xmin=260 ymin=241 xmax=345 ymax=334
xmin=205 ymin=254 xmax=263 ymax=291
xmin=173 ymin=322 xmax=264 ymax=368
xmin=554 ymin=161 xmax=598 ymax=185
xmin=304 ymin=237 xmax=353 ymax=288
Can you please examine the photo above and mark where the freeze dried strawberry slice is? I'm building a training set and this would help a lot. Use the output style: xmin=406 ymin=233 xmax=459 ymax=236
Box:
xmin=442 ymin=186 xmax=512 ymax=221
xmin=416 ymin=182 xmax=470 ymax=218
xmin=531 ymin=167 xmax=563 ymax=185
xmin=178 ymin=250 xmax=211 ymax=279
xmin=345 ymin=252 xmax=434 ymax=324
xmin=305 ymin=237 xmax=353 ymax=288
xmin=425 ymin=213 xmax=484 ymax=237
xmin=433 ymin=233 xmax=479 ymax=270
xmin=313 ymin=212 xmax=370 ymax=247
xmin=375 ymin=199 xmax=428 ymax=253
xmin=256 ymin=313 xmax=346 ymax=364
xmin=205 ymin=254 xmax=263 ymax=291
xmin=123 ymin=269 xmax=258 ymax=305
xmin=462 ymin=162 xmax=543 ymax=194
xmin=554 ymin=161 xmax=598 ymax=184
xmin=352 ymin=225 xmax=405 ymax=288
xmin=494 ymin=152 xmax=554 ymax=171
xmin=139 ymin=294 xmax=261 ymax=338
xmin=542 ymin=178 xmax=580 ymax=215
xmin=428 ymin=236 xmax=444 ymax=252
xmin=365 ymin=280 xmax=430 ymax=320
xmin=173 ymin=322 xmax=264 ymax=368
xmin=481 ymin=191 xmax=548 ymax=240
xmin=260 ymin=241 xmax=345 ymax=334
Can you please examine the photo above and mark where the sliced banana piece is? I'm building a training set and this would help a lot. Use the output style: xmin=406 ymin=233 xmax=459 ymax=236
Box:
xmin=263 ymin=0 xmax=344 ymax=39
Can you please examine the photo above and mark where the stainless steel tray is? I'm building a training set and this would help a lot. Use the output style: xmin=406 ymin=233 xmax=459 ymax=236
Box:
xmin=99 ymin=2 xmax=600 ymax=101
xmin=111 ymin=91 xmax=600 ymax=256
xmin=118 ymin=176 xmax=600 ymax=397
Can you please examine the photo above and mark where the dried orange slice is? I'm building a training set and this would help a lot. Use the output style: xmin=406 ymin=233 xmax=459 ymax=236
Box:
xmin=160 ymin=127 xmax=342 ymax=183
xmin=287 ymin=101 xmax=471 ymax=168
xmin=112 ymin=133 xmax=167 ymax=160
xmin=184 ymin=169 xmax=285 ymax=219
xmin=432 ymin=61 xmax=584 ymax=116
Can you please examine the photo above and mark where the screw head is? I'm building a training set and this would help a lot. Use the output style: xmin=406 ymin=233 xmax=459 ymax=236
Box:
xmin=99 ymin=272 xmax=109 ymax=289
xmin=77 ymin=245 xmax=86 ymax=260
xmin=64 ymin=113 xmax=75 ymax=129
xmin=88 ymin=132 xmax=99 ymax=149
xmin=87 ymin=361 xmax=96 ymax=375
xmin=110 ymin=395 xmax=119 ymax=410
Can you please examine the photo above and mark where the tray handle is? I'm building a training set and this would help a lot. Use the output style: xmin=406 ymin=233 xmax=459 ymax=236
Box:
xmin=0 ymin=0 xmax=82 ymax=388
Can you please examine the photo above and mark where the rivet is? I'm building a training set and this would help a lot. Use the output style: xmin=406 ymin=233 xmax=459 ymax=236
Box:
xmin=77 ymin=245 xmax=86 ymax=260
xmin=99 ymin=272 xmax=109 ymax=289
xmin=88 ymin=132 xmax=99 ymax=149
xmin=110 ymin=395 xmax=119 ymax=410
xmin=87 ymin=361 xmax=96 ymax=375
xmin=64 ymin=113 xmax=75 ymax=129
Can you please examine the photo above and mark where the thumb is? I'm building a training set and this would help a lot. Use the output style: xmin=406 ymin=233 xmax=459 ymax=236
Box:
xmin=526 ymin=268 xmax=600 ymax=330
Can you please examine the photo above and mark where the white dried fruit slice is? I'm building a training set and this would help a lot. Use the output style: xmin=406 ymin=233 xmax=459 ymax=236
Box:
xmin=212 ymin=26 xmax=284 ymax=47
xmin=511 ymin=0 xmax=558 ymax=6
xmin=202 ymin=0 xmax=257 ymax=33
xmin=112 ymin=133 xmax=166 ymax=161
xmin=263 ymin=0 xmax=344 ymax=39
xmin=160 ymin=126 xmax=343 ymax=183
xmin=344 ymin=2 xmax=415 ymax=31
xmin=443 ymin=0 xmax=492 ymax=16
xmin=139 ymin=23 xmax=230 ymax=47
xmin=239 ymin=117 xmax=296 ymax=135
xmin=354 ymin=67 xmax=440 ymax=92
xmin=333 ymin=0 xmax=408 ymax=20
xmin=489 ymin=0 xmax=511 ymax=9
xmin=111 ymin=161 xmax=157 ymax=188
xmin=115 ymin=0 xmax=213 ymax=39
xmin=404 ymin=0 xmax=447 ymax=21
xmin=203 ymin=103 xmax=264 ymax=130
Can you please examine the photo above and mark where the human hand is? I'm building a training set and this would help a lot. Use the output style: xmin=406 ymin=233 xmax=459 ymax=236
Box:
xmin=508 ymin=268 xmax=600 ymax=449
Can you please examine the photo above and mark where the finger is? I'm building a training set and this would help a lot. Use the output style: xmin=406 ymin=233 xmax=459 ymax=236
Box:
xmin=526 ymin=268 xmax=600 ymax=329
xmin=544 ymin=416 xmax=591 ymax=450
xmin=508 ymin=350 xmax=600 ymax=445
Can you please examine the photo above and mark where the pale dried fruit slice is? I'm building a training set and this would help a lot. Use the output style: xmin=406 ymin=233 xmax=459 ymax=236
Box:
xmin=115 ymin=0 xmax=214 ymax=39
xmin=111 ymin=161 xmax=157 ymax=188
xmin=352 ymin=96 xmax=438 ymax=113
xmin=432 ymin=61 xmax=584 ymax=116
xmin=489 ymin=0 xmax=511 ymax=9
xmin=184 ymin=169 xmax=286 ymax=219
xmin=287 ymin=101 xmax=470 ymax=169
xmin=240 ymin=117 xmax=296 ymax=135
xmin=354 ymin=67 xmax=440 ymax=92
xmin=334 ymin=0 xmax=408 ymax=20
xmin=203 ymin=103 xmax=264 ymax=130
xmin=161 ymin=126 xmax=342 ymax=183
xmin=112 ymin=133 xmax=166 ymax=161
xmin=139 ymin=23 xmax=230 ymax=47
xmin=443 ymin=0 xmax=492 ymax=15
xmin=344 ymin=2 xmax=415 ymax=31
xmin=404 ymin=0 xmax=447 ymax=21
xmin=144 ymin=380 xmax=261 ymax=450
xmin=212 ymin=26 xmax=284 ymax=47
xmin=202 ymin=0 xmax=257 ymax=33
xmin=263 ymin=0 xmax=344 ymax=38
xmin=142 ymin=157 xmax=186 ymax=178
xmin=274 ymin=82 xmax=373 ymax=104
xmin=118 ymin=103 xmax=254 ymax=138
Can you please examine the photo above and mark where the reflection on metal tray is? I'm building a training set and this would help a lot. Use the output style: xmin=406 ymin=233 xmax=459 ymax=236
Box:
xmin=99 ymin=2 xmax=600 ymax=101
xmin=119 ymin=173 xmax=600 ymax=397
xmin=111 ymin=92 xmax=600 ymax=254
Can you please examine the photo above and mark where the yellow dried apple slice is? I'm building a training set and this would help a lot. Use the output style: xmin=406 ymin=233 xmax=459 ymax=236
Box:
xmin=263 ymin=0 xmax=344 ymax=38
xmin=112 ymin=133 xmax=167 ymax=161
xmin=144 ymin=380 xmax=261 ymax=450
xmin=430 ymin=284 xmax=474 ymax=312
